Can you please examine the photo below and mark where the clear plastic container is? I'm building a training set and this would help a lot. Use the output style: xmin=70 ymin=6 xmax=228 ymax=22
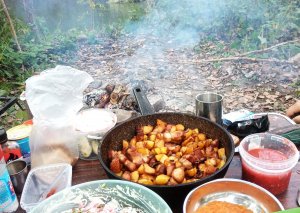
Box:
xmin=78 ymin=135 xmax=102 ymax=160
xmin=75 ymin=108 xmax=117 ymax=135
xmin=20 ymin=163 xmax=72 ymax=212
xmin=239 ymin=133 xmax=299 ymax=195
xmin=75 ymin=108 xmax=117 ymax=160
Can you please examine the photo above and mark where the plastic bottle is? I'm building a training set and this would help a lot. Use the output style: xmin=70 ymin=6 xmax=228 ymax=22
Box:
xmin=0 ymin=128 xmax=19 ymax=213
xmin=0 ymin=127 xmax=22 ymax=163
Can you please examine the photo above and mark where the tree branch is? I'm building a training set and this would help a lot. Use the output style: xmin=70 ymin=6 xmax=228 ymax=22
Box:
xmin=0 ymin=0 xmax=22 ymax=52
xmin=179 ymin=57 xmax=293 ymax=64
xmin=237 ymin=39 xmax=300 ymax=57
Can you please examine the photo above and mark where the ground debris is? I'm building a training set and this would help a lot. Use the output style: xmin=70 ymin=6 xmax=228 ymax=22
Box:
xmin=63 ymin=35 xmax=299 ymax=115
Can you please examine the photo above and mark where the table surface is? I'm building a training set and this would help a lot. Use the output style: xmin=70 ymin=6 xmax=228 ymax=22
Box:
xmin=75 ymin=154 xmax=300 ymax=212
xmin=17 ymin=154 xmax=300 ymax=212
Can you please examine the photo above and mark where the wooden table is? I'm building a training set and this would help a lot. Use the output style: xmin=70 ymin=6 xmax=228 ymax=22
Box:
xmin=72 ymin=154 xmax=300 ymax=211
xmin=17 ymin=154 xmax=300 ymax=212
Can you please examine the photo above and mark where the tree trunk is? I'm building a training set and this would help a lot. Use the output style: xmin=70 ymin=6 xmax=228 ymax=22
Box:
xmin=22 ymin=0 xmax=42 ymax=41
xmin=0 ymin=0 xmax=22 ymax=52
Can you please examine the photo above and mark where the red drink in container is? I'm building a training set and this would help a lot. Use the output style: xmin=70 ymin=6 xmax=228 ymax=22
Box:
xmin=239 ymin=133 xmax=299 ymax=195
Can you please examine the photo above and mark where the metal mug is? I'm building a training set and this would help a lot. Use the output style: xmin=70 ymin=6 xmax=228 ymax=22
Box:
xmin=195 ymin=92 xmax=223 ymax=125
xmin=6 ymin=159 xmax=28 ymax=194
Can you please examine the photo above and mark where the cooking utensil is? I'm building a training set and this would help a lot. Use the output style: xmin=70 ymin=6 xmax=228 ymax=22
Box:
xmin=30 ymin=180 xmax=172 ymax=213
xmin=133 ymin=86 xmax=155 ymax=115
xmin=184 ymin=178 xmax=284 ymax=213
xmin=195 ymin=92 xmax=223 ymax=125
xmin=98 ymin=86 xmax=235 ymax=211
xmin=6 ymin=159 xmax=28 ymax=194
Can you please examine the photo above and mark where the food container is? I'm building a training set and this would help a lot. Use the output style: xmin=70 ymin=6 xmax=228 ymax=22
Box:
xmin=6 ymin=123 xmax=32 ymax=165
xmin=0 ymin=127 xmax=22 ymax=163
xmin=239 ymin=133 xmax=299 ymax=195
xmin=20 ymin=163 xmax=72 ymax=212
xmin=75 ymin=108 xmax=117 ymax=160
xmin=184 ymin=178 xmax=284 ymax=213
xmin=99 ymin=112 xmax=235 ymax=211
xmin=78 ymin=135 xmax=102 ymax=160
xmin=31 ymin=180 xmax=172 ymax=213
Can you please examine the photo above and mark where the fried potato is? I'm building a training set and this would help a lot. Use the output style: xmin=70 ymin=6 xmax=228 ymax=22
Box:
xmin=109 ymin=119 xmax=227 ymax=186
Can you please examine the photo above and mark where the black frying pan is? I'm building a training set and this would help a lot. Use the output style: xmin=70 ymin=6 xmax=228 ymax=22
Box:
xmin=98 ymin=86 xmax=235 ymax=212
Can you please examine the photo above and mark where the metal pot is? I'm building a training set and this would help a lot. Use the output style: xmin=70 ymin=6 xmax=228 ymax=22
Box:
xmin=98 ymin=86 xmax=235 ymax=211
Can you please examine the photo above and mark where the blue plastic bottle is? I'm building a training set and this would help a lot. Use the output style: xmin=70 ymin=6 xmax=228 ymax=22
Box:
xmin=0 ymin=128 xmax=18 ymax=213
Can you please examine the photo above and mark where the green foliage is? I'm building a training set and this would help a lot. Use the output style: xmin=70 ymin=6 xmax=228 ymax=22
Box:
xmin=1 ymin=0 xmax=299 ymax=84
xmin=1 ymin=0 xmax=148 ymax=82
xmin=291 ymin=79 xmax=300 ymax=98
xmin=148 ymin=0 xmax=299 ymax=52
xmin=0 ymin=10 xmax=78 ymax=81
xmin=0 ymin=13 xmax=26 ymax=80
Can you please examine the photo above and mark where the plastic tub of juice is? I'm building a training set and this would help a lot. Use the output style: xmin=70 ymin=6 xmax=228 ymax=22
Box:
xmin=239 ymin=133 xmax=299 ymax=195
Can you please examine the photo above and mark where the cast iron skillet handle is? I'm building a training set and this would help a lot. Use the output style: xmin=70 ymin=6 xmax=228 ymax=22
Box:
xmin=133 ymin=86 xmax=155 ymax=115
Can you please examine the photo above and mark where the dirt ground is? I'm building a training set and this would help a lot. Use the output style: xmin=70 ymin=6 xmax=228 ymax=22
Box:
xmin=66 ymin=35 xmax=299 ymax=115
xmin=1 ymin=36 xmax=299 ymax=130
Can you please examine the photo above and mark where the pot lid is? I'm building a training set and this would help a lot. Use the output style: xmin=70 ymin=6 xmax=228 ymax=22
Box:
xmin=75 ymin=108 xmax=117 ymax=135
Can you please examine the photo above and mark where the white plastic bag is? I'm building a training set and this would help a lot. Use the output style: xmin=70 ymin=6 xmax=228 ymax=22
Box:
xmin=25 ymin=66 xmax=93 ymax=168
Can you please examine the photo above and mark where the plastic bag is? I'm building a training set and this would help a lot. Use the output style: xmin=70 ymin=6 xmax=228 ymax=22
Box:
xmin=25 ymin=66 xmax=93 ymax=168
xmin=227 ymin=115 xmax=270 ymax=138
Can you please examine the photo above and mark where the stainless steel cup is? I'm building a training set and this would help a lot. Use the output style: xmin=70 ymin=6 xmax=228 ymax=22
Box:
xmin=6 ymin=159 xmax=28 ymax=194
xmin=195 ymin=92 xmax=223 ymax=125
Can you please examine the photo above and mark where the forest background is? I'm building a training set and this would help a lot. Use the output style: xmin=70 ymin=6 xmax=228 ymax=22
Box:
xmin=0 ymin=0 xmax=299 ymax=128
